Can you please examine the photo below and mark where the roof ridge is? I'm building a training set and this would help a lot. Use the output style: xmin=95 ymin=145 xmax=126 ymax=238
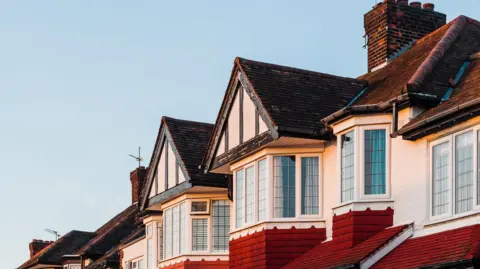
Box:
xmin=407 ymin=16 xmax=470 ymax=91
xmin=235 ymin=57 xmax=367 ymax=86
xmin=162 ymin=116 xmax=214 ymax=127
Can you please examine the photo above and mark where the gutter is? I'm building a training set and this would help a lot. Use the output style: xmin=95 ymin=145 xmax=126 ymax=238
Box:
xmin=396 ymin=97 xmax=480 ymax=136
xmin=321 ymin=93 xmax=438 ymax=126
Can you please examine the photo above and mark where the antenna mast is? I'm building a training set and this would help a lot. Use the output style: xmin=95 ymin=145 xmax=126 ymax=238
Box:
xmin=129 ymin=147 xmax=143 ymax=167
xmin=45 ymin=228 xmax=61 ymax=241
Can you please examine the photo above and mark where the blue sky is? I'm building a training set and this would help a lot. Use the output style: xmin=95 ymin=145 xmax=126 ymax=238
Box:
xmin=1 ymin=1 xmax=479 ymax=268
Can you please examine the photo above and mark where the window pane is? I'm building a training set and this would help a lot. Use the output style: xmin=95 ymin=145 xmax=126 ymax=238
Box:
xmin=191 ymin=201 xmax=208 ymax=212
xmin=364 ymin=130 xmax=387 ymax=195
xmin=157 ymin=222 xmax=163 ymax=261
xmin=258 ymin=159 xmax=268 ymax=221
xmin=179 ymin=203 xmax=186 ymax=254
xmin=213 ymin=200 xmax=230 ymax=252
xmin=164 ymin=209 xmax=171 ymax=258
xmin=341 ymin=131 xmax=355 ymax=202
xmin=147 ymin=239 xmax=152 ymax=269
xmin=138 ymin=260 xmax=144 ymax=269
xmin=192 ymin=219 xmax=208 ymax=251
xmin=245 ymin=166 xmax=255 ymax=223
xmin=432 ymin=142 xmax=450 ymax=216
xmin=235 ymin=170 xmax=244 ymax=228
xmin=302 ymin=157 xmax=319 ymax=215
xmin=274 ymin=156 xmax=296 ymax=218
xmin=455 ymin=131 xmax=473 ymax=214
xmin=172 ymin=206 xmax=179 ymax=256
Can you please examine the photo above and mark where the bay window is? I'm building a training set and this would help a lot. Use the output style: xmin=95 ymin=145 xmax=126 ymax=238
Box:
xmin=212 ymin=200 xmax=230 ymax=252
xmin=430 ymin=129 xmax=479 ymax=219
xmin=233 ymin=154 xmax=322 ymax=230
xmin=163 ymin=202 xmax=186 ymax=259
xmin=338 ymin=126 xmax=390 ymax=204
xmin=192 ymin=218 xmax=208 ymax=251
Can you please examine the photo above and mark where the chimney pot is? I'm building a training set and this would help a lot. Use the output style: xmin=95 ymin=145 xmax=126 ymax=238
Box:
xmin=397 ymin=0 xmax=409 ymax=5
xmin=409 ymin=1 xmax=422 ymax=8
xmin=422 ymin=3 xmax=435 ymax=11
xmin=29 ymin=239 xmax=53 ymax=258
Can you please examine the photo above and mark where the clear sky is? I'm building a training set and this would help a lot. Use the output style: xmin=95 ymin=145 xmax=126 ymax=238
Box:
xmin=1 ymin=0 xmax=479 ymax=268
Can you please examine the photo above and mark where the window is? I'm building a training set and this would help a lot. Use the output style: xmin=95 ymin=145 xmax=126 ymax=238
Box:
xmin=163 ymin=203 xmax=186 ymax=259
xmin=341 ymin=131 xmax=355 ymax=202
xmin=147 ymin=239 xmax=152 ymax=269
xmin=235 ymin=170 xmax=244 ymax=228
xmin=302 ymin=157 xmax=319 ymax=215
xmin=192 ymin=218 xmax=208 ymax=251
xmin=273 ymin=156 xmax=296 ymax=218
xmin=364 ymin=129 xmax=386 ymax=195
xmin=191 ymin=201 xmax=209 ymax=214
xmin=164 ymin=209 xmax=172 ymax=258
xmin=146 ymin=224 xmax=152 ymax=237
xmin=432 ymin=142 xmax=451 ymax=217
xmin=157 ymin=223 xmax=163 ymax=261
xmin=258 ymin=159 xmax=267 ymax=221
xmin=455 ymin=131 xmax=474 ymax=214
xmin=245 ymin=166 xmax=255 ymax=223
xmin=138 ymin=260 xmax=144 ymax=269
xmin=431 ymin=130 xmax=478 ymax=219
xmin=212 ymin=200 xmax=230 ymax=252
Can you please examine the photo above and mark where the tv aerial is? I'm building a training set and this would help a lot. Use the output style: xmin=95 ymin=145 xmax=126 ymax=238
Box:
xmin=45 ymin=228 xmax=61 ymax=241
xmin=129 ymin=147 xmax=143 ymax=167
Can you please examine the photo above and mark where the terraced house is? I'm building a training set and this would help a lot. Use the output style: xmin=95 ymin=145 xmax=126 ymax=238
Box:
xmin=18 ymin=1 xmax=480 ymax=269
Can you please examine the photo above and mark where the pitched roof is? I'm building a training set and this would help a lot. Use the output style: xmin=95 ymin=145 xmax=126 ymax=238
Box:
xmin=372 ymin=225 xmax=480 ymax=269
xmin=237 ymin=57 xmax=367 ymax=135
xmin=282 ymin=225 xmax=409 ymax=269
xmin=140 ymin=116 xmax=227 ymax=209
xmin=17 ymin=230 xmax=96 ymax=269
xmin=85 ymin=228 xmax=145 ymax=269
xmin=76 ymin=204 xmax=138 ymax=257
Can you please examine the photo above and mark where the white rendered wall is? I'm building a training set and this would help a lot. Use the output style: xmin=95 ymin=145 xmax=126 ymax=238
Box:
xmin=123 ymin=238 xmax=145 ymax=264
xmin=167 ymin=143 xmax=177 ymax=187
xmin=243 ymin=88 xmax=256 ymax=142
xmin=228 ymin=91 xmax=240 ymax=149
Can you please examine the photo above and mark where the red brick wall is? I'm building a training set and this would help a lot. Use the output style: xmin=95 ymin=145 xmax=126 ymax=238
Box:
xmin=229 ymin=227 xmax=326 ymax=269
xmin=130 ymin=166 xmax=147 ymax=204
xmin=160 ymin=260 xmax=229 ymax=269
xmin=364 ymin=0 xmax=446 ymax=72
xmin=29 ymin=239 xmax=53 ymax=258
xmin=332 ymin=208 xmax=394 ymax=249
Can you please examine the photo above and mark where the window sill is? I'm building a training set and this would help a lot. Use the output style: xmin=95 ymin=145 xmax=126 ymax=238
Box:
xmin=332 ymin=199 xmax=394 ymax=216
xmin=230 ymin=219 xmax=326 ymax=239
xmin=159 ymin=254 xmax=229 ymax=267
xmin=425 ymin=210 xmax=480 ymax=227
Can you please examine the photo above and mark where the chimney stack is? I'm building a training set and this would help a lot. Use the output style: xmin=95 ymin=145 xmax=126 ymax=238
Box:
xmin=364 ymin=0 xmax=447 ymax=72
xmin=29 ymin=239 xmax=53 ymax=258
xmin=130 ymin=166 xmax=147 ymax=204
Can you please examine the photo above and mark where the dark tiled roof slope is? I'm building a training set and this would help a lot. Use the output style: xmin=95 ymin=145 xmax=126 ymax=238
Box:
xmin=76 ymin=204 xmax=138 ymax=257
xmin=85 ymin=228 xmax=145 ymax=269
xmin=237 ymin=57 xmax=367 ymax=134
xmin=17 ymin=230 xmax=96 ymax=269
xmin=163 ymin=117 xmax=227 ymax=184
xmin=282 ymin=225 xmax=409 ymax=269
xmin=372 ymin=225 xmax=480 ymax=269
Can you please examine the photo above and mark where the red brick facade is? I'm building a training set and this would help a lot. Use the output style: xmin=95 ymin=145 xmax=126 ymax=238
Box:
xmin=364 ymin=0 xmax=446 ymax=72
xmin=29 ymin=239 xmax=53 ymax=258
xmin=130 ymin=166 xmax=147 ymax=204
xmin=160 ymin=260 xmax=229 ymax=269
xmin=229 ymin=226 xmax=326 ymax=269
xmin=332 ymin=208 xmax=394 ymax=249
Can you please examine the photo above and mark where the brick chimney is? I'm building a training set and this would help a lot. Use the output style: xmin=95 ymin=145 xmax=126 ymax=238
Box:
xmin=29 ymin=239 xmax=53 ymax=258
xmin=130 ymin=166 xmax=147 ymax=204
xmin=364 ymin=0 xmax=447 ymax=72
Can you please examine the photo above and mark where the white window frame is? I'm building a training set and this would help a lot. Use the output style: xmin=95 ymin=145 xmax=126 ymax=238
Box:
xmin=336 ymin=125 xmax=391 ymax=205
xmin=191 ymin=216 xmax=210 ymax=253
xmin=256 ymin=158 xmax=269 ymax=222
xmin=162 ymin=202 xmax=186 ymax=260
xmin=190 ymin=199 xmax=210 ymax=215
xmin=232 ymin=153 xmax=323 ymax=231
xmin=210 ymin=199 xmax=230 ymax=254
xmin=359 ymin=124 xmax=391 ymax=200
xmin=429 ymin=127 xmax=480 ymax=221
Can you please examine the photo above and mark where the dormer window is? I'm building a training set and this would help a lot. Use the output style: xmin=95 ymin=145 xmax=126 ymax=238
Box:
xmin=338 ymin=125 xmax=390 ymax=204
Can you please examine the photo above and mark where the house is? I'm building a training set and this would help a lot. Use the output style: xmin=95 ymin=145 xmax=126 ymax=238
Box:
xmin=120 ymin=116 xmax=230 ymax=269
xmin=201 ymin=1 xmax=480 ymax=268
xmin=17 ymin=167 xmax=147 ymax=269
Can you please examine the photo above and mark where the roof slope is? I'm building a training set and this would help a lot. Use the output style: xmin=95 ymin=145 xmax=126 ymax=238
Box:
xmin=85 ymin=228 xmax=145 ymax=269
xmin=76 ymin=204 xmax=138 ymax=257
xmin=373 ymin=225 xmax=480 ymax=268
xmin=237 ymin=57 xmax=367 ymax=134
xmin=164 ymin=117 xmax=226 ymax=184
xmin=282 ymin=225 xmax=409 ymax=269
xmin=17 ymin=230 xmax=96 ymax=269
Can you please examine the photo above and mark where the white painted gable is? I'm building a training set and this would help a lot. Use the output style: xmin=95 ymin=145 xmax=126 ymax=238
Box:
xmin=214 ymin=85 xmax=269 ymax=157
